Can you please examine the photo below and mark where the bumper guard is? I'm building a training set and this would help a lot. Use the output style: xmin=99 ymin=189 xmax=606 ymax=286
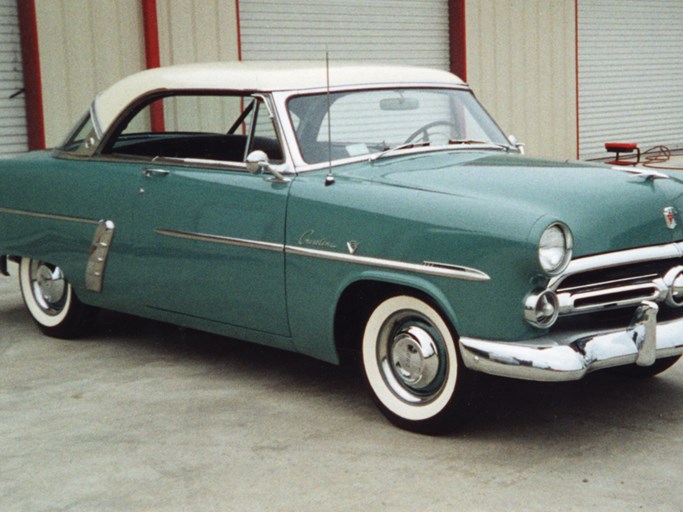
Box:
xmin=459 ymin=301 xmax=683 ymax=382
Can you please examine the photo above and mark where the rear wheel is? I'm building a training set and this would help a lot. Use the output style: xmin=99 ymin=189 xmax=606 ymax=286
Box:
xmin=19 ymin=257 xmax=97 ymax=338
xmin=361 ymin=295 xmax=468 ymax=434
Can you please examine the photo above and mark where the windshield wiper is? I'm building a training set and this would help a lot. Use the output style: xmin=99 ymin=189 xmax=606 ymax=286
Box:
xmin=448 ymin=139 xmax=511 ymax=151
xmin=369 ymin=141 xmax=431 ymax=162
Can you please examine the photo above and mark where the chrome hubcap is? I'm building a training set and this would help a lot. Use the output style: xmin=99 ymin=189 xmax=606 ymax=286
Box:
xmin=378 ymin=312 xmax=447 ymax=403
xmin=31 ymin=262 xmax=67 ymax=315
xmin=390 ymin=326 xmax=440 ymax=390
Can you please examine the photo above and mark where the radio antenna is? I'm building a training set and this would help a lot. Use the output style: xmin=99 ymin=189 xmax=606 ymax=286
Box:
xmin=324 ymin=49 xmax=335 ymax=186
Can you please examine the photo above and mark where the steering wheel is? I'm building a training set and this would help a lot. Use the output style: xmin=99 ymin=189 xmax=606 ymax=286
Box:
xmin=404 ymin=120 xmax=458 ymax=144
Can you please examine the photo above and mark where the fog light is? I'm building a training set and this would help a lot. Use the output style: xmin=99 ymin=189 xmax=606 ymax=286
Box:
xmin=524 ymin=289 xmax=560 ymax=328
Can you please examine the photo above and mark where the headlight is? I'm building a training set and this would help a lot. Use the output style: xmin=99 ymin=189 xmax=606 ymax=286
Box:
xmin=538 ymin=223 xmax=573 ymax=275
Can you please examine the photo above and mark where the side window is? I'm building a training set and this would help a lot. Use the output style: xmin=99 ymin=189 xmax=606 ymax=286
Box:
xmin=59 ymin=111 xmax=97 ymax=154
xmin=250 ymin=102 xmax=283 ymax=162
xmin=104 ymin=94 xmax=283 ymax=164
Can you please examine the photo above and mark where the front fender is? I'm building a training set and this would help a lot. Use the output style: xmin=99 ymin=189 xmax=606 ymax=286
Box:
xmin=336 ymin=269 xmax=464 ymax=335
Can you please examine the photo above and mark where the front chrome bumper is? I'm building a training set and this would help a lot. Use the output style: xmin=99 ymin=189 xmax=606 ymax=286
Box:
xmin=459 ymin=301 xmax=683 ymax=382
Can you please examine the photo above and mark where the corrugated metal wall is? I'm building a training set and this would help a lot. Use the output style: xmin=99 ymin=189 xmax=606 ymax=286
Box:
xmin=34 ymin=0 xmax=145 ymax=147
xmin=577 ymin=0 xmax=683 ymax=160
xmin=466 ymin=0 xmax=577 ymax=160
xmin=0 ymin=0 xmax=28 ymax=155
xmin=239 ymin=0 xmax=449 ymax=68
xmin=157 ymin=0 xmax=238 ymax=65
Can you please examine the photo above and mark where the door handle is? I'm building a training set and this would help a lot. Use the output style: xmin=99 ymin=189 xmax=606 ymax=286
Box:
xmin=143 ymin=168 xmax=170 ymax=178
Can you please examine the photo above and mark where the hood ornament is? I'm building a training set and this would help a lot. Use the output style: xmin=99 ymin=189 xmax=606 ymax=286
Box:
xmin=615 ymin=167 xmax=669 ymax=181
xmin=664 ymin=207 xmax=678 ymax=230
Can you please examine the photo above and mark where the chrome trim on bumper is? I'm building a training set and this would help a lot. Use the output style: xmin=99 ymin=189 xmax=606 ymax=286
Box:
xmin=459 ymin=302 xmax=683 ymax=382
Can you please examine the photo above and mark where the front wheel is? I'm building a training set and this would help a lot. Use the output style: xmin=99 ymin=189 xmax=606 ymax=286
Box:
xmin=361 ymin=295 xmax=469 ymax=434
xmin=19 ymin=257 xmax=97 ymax=338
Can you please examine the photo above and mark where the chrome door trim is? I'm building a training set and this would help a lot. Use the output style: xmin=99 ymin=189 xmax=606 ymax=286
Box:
xmin=0 ymin=207 xmax=99 ymax=225
xmin=154 ymin=229 xmax=284 ymax=252
xmin=143 ymin=168 xmax=171 ymax=178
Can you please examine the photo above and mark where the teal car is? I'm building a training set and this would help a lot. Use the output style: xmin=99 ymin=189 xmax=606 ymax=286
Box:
xmin=1 ymin=62 xmax=682 ymax=433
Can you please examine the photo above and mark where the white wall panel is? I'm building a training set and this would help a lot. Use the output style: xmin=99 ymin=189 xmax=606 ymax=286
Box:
xmin=35 ymin=0 xmax=145 ymax=147
xmin=0 ymin=0 xmax=28 ymax=155
xmin=578 ymin=0 xmax=683 ymax=160
xmin=157 ymin=0 xmax=239 ymax=65
xmin=466 ymin=0 xmax=577 ymax=160
xmin=239 ymin=0 xmax=449 ymax=69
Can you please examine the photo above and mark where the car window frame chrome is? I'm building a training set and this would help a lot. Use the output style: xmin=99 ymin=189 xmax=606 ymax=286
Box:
xmin=56 ymin=106 xmax=101 ymax=158
xmin=54 ymin=89 xmax=295 ymax=175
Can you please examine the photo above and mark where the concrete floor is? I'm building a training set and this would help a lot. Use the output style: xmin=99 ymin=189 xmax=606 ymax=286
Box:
xmin=1 ymin=263 xmax=683 ymax=512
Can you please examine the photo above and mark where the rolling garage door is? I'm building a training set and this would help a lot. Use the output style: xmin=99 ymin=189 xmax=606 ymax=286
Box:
xmin=578 ymin=0 xmax=683 ymax=160
xmin=238 ymin=0 xmax=450 ymax=70
xmin=0 ymin=0 xmax=28 ymax=156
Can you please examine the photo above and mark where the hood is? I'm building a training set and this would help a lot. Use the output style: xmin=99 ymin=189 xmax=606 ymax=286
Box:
xmin=340 ymin=151 xmax=683 ymax=257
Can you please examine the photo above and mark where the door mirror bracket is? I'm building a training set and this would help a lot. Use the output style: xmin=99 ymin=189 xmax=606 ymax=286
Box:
xmin=246 ymin=150 xmax=291 ymax=183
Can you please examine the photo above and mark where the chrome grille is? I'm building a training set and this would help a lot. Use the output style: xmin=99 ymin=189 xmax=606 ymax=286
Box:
xmin=548 ymin=243 xmax=683 ymax=317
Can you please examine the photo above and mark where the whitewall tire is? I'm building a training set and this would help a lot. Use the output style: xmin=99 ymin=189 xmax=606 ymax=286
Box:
xmin=19 ymin=257 xmax=96 ymax=338
xmin=362 ymin=295 xmax=468 ymax=433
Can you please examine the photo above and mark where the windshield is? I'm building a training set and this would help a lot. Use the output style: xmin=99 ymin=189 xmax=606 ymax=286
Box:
xmin=287 ymin=88 xmax=511 ymax=164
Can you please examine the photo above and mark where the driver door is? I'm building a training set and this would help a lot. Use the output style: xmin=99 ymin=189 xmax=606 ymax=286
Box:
xmin=104 ymin=93 xmax=292 ymax=338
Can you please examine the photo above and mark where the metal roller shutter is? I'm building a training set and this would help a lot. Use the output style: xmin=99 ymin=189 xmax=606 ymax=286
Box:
xmin=239 ymin=0 xmax=449 ymax=69
xmin=0 ymin=0 xmax=28 ymax=156
xmin=578 ymin=0 xmax=683 ymax=160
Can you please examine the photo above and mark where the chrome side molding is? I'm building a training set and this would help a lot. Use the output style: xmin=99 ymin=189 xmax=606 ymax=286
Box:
xmin=0 ymin=206 xmax=99 ymax=225
xmin=85 ymin=220 xmax=116 ymax=292
xmin=155 ymin=229 xmax=284 ymax=253
xmin=287 ymin=246 xmax=490 ymax=282
xmin=153 ymin=227 xmax=489 ymax=282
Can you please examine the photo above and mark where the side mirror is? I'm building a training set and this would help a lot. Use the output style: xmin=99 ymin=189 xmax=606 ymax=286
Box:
xmin=246 ymin=150 xmax=291 ymax=183
xmin=246 ymin=150 xmax=269 ymax=175
xmin=508 ymin=134 xmax=525 ymax=154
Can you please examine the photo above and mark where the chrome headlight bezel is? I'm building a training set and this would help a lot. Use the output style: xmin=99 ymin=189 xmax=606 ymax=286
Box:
xmin=538 ymin=222 xmax=573 ymax=276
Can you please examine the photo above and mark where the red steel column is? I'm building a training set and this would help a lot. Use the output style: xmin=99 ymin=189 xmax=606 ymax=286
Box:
xmin=449 ymin=0 xmax=467 ymax=81
xmin=235 ymin=0 xmax=243 ymax=61
xmin=17 ymin=0 xmax=45 ymax=150
xmin=142 ymin=0 xmax=165 ymax=131
xmin=574 ymin=0 xmax=580 ymax=159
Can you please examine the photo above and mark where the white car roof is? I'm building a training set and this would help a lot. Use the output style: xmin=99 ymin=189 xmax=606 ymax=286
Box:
xmin=91 ymin=61 xmax=466 ymax=136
